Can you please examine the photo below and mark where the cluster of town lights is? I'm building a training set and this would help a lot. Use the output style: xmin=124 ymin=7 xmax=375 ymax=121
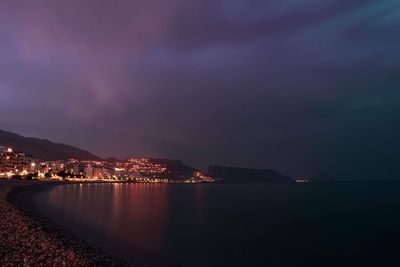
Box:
xmin=1 ymin=146 xmax=214 ymax=183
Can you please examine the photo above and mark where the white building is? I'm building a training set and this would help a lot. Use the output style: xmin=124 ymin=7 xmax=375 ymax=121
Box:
xmin=85 ymin=164 xmax=94 ymax=178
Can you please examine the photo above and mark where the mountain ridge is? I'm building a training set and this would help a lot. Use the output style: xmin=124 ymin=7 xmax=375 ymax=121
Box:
xmin=207 ymin=165 xmax=293 ymax=183
xmin=0 ymin=129 xmax=101 ymax=161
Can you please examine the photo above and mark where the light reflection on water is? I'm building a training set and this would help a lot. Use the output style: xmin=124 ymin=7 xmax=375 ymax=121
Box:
xmin=47 ymin=183 xmax=170 ymax=252
xmin=35 ymin=182 xmax=400 ymax=267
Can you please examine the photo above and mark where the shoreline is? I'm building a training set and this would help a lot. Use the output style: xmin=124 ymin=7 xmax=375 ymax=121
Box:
xmin=0 ymin=180 xmax=133 ymax=266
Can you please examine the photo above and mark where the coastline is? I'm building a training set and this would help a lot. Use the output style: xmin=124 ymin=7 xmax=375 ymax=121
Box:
xmin=0 ymin=180 xmax=133 ymax=266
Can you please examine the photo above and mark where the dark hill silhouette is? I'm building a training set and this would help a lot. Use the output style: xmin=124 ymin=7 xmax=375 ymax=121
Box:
xmin=207 ymin=165 xmax=293 ymax=183
xmin=105 ymin=157 xmax=121 ymax=163
xmin=148 ymin=158 xmax=197 ymax=180
xmin=0 ymin=129 xmax=101 ymax=161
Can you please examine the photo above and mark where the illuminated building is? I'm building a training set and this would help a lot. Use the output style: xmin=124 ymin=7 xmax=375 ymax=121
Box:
xmin=0 ymin=146 xmax=34 ymax=177
xmin=85 ymin=164 xmax=94 ymax=178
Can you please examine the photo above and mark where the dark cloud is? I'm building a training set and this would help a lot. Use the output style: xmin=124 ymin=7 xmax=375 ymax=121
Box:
xmin=1 ymin=0 xmax=400 ymax=179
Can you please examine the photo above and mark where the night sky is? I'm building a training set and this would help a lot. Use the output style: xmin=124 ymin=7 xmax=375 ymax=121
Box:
xmin=1 ymin=1 xmax=400 ymax=179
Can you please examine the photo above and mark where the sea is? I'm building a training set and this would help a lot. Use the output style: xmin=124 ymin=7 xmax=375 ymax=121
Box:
xmin=33 ymin=182 xmax=400 ymax=267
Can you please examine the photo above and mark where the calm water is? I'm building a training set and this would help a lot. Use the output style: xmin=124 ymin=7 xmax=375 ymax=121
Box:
xmin=34 ymin=183 xmax=400 ymax=267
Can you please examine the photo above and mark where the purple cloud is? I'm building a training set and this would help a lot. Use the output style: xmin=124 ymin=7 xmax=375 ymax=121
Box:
xmin=1 ymin=0 xmax=400 ymax=179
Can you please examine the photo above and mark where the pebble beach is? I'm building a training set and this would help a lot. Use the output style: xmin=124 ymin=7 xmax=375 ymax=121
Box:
xmin=0 ymin=180 xmax=133 ymax=266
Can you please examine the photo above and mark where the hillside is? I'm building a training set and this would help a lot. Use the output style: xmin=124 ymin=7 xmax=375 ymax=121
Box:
xmin=0 ymin=129 xmax=101 ymax=161
xmin=207 ymin=165 xmax=293 ymax=183
xmin=148 ymin=158 xmax=197 ymax=180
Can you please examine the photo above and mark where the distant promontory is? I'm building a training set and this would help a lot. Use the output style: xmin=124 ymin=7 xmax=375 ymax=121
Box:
xmin=207 ymin=165 xmax=293 ymax=183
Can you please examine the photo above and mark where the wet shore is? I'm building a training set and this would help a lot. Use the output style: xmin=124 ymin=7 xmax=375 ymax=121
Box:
xmin=0 ymin=180 xmax=133 ymax=266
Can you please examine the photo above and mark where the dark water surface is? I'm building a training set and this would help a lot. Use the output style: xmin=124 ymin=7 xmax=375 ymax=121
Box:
xmin=33 ymin=183 xmax=400 ymax=267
